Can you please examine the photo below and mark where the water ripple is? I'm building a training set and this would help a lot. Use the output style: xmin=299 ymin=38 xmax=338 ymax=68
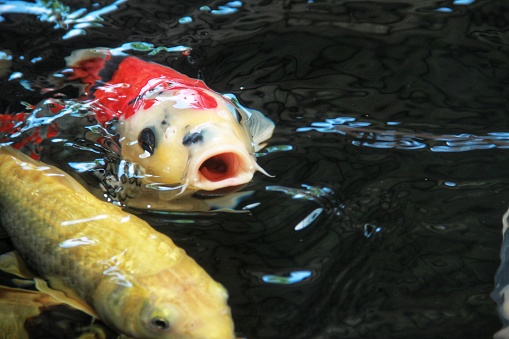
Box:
xmin=298 ymin=117 xmax=509 ymax=152
xmin=0 ymin=0 xmax=127 ymax=40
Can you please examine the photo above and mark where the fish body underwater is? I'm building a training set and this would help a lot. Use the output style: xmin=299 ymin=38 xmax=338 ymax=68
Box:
xmin=66 ymin=48 xmax=275 ymax=192
xmin=0 ymin=146 xmax=235 ymax=339
xmin=0 ymin=286 xmax=63 ymax=339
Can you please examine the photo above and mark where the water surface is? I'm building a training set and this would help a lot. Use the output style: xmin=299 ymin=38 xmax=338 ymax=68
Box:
xmin=0 ymin=0 xmax=508 ymax=338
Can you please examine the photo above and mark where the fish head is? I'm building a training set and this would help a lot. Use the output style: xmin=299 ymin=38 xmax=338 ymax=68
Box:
xmin=93 ymin=256 xmax=235 ymax=339
xmin=118 ymin=85 xmax=271 ymax=191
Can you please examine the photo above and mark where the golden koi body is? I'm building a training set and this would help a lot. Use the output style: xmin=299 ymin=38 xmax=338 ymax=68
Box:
xmin=0 ymin=146 xmax=235 ymax=339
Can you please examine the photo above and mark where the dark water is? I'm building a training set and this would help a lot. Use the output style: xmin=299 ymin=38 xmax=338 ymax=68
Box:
xmin=1 ymin=0 xmax=509 ymax=338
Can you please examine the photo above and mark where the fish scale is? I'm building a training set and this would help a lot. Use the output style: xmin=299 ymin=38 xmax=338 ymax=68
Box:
xmin=0 ymin=163 xmax=128 ymax=300
xmin=0 ymin=146 xmax=235 ymax=339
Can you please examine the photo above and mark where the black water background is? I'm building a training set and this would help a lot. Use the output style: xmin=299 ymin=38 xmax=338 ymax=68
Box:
xmin=1 ymin=0 xmax=509 ymax=338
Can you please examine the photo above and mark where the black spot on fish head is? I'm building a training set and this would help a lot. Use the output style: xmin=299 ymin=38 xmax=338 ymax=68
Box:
xmin=159 ymin=113 xmax=170 ymax=131
xmin=138 ymin=127 xmax=156 ymax=155
xmin=182 ymin=132 xmax=203 ymax=146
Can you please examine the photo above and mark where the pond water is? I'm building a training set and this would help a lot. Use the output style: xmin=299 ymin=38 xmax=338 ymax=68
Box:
xmin=1 ymin=0 xmax=509 ymax=338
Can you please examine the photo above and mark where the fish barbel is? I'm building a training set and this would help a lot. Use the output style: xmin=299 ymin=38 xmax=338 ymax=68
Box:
xmin=0 ymin=146 xmax=235 ymax=338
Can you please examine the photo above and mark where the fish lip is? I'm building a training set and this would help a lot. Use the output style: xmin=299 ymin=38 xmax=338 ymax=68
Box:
xmin=186 ymin=146 xmax=256 ymax=190
xmin=192 ymin=183 xmax=248 ymax=197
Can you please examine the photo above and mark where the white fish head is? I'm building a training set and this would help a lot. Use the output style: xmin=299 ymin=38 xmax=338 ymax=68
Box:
xmin=118 ymin=87 xmax=273 ymax=191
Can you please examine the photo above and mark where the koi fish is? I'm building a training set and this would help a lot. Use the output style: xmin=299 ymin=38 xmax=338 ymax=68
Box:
xmin=0 ymin=284 xmax=115 ymax=339
xmin=65 ymin=48 xmax=274 ymax=192
xmin=0 ymin=104 xmax=61 ymax=160
xmin=0 ymin=252 xmax=116 ymax=338
xmin=0 ymin=146 xmax=235 ymax=339
xmin=0 ymin=285 xmax=65 ymax=339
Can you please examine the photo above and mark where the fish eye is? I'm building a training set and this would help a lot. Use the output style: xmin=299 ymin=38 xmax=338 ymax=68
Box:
xmin=150 ymin=317 xmax=171 ymax=332
xmin=138 ymin=128 xmax=156 ymax=155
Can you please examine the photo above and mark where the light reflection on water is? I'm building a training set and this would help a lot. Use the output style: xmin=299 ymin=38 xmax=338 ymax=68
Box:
xmin=0 ymin=0 xmax=128 ymax=40
xmin=0 ymin=0 xmax=509 ymax=338
xmin=298 ymin=117 xmax=509 ymax=151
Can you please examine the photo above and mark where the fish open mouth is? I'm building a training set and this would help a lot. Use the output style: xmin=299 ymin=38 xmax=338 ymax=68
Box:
xmin=199 ymin=152 xmax=241 ymax=182
xmin=187 ymin=148 xmax=257 ymax=191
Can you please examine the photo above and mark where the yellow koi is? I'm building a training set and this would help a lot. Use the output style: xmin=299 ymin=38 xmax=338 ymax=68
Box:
xmin=0 ymin=146 xmax=235 ymax=338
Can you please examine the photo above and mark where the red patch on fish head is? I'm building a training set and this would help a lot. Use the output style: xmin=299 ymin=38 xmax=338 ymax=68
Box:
xmin=191 ymin=88 xmax=218 ymax=109
xmin=143 ymin=98 xmax=157 ymax=110
xmin=167 ymin=86 xmax=218 ymax=110
xmin=78 ymin=56 xmax=221 ymax=122
xmin=123 ymin=84 xmax=218 ymax=119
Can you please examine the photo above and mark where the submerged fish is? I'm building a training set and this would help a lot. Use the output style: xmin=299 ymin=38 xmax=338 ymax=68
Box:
xmin=0 ymin=146 xmax=235 ymax=338
xmin=0 ymin=284 xmax=115 ymax=339
xmin=0 ymin=252 xmax=118 ymax=338
xmin=0 ymin=285 xmax=64 ymax=339
xmin=66 ymin=48 xmax=275 ymax=192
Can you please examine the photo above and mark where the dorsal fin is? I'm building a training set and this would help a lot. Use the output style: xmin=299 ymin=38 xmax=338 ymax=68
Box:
xmin=0 ymin=251 xmax=98 ymax=318
xmin=0 ymin=251 xmax=34 ymax=279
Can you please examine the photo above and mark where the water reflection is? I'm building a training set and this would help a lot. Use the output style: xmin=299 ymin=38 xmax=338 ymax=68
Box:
xmin=298 ymin=116 xmax=509 ymax=151
xmin=262 ymin=270 xmax=312 ymax=285
xmin=1 ymin=0 xmax=508 ymax=337
xmin=294 ymin=208 xmax=323 ymax=231
xmin=202 ymin=1 xmax=243 ymax=16
xmin=363 ymin=223 xmax=382 ymax=238
xmin=266 ymin=184 xmax=339 ymax=216
xmin=0 ymin=0 xmax=128 ymax=39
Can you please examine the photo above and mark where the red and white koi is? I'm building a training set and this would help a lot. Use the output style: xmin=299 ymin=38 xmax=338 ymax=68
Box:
xmin=1 ymin=48 xmax=275 ymax=194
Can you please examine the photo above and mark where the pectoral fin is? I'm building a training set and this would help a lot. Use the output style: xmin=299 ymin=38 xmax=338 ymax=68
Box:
xmin=0 ymin=251 xmax=98 ymax=318
xmin=0 ymin=285 xmax=61 ymax=339
xmin=0 ymin=251 xmax=35 ymax=279
xmin=35 ymin=278 xmax=98 ymax=318
xmin=223 ymin=94 xmax=275 ymax=151
xmin=0 ymin=285 xmax=113 ymax=339
xmin=246 ymin=108 xmax=275 ymax=151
